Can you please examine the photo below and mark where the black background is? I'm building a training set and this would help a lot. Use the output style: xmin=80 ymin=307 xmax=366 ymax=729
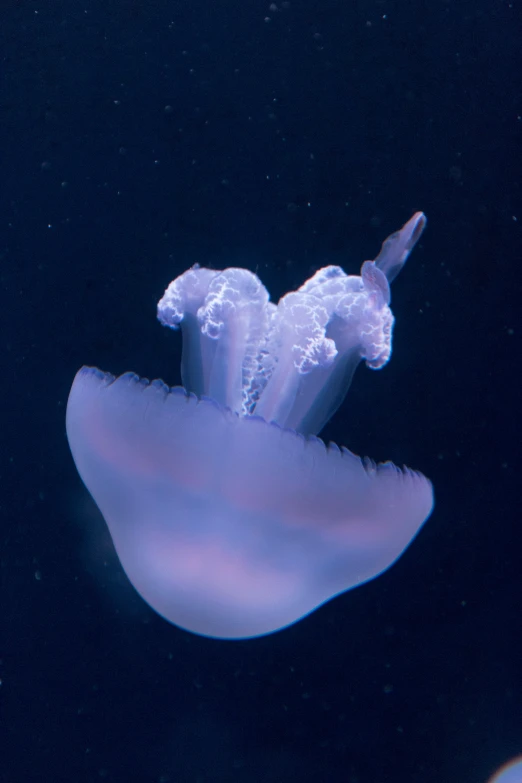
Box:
xmin=1 ymin=0 xmax=521 ymax=781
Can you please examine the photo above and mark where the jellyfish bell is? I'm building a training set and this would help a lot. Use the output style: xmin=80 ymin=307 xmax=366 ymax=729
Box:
xmin=487 ymin=758 xmax=522 ymax=783
xmin=66 ymin=212 xmax=433 ymax=640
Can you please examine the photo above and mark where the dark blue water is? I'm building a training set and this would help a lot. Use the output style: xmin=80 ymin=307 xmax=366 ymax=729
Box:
xmin=1 ymin=1 xmax=520 ymax=781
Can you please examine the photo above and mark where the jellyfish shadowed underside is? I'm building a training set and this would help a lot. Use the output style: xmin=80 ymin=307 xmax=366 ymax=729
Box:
xmin=67 ymin=212 xmax=434 ymax=639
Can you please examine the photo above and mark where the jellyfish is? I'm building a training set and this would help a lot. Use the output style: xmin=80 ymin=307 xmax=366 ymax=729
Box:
xmin=488 ymin=759 xmax=522 ymax=783
xmin=67 ymin=212 xmax=433 ymax=639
